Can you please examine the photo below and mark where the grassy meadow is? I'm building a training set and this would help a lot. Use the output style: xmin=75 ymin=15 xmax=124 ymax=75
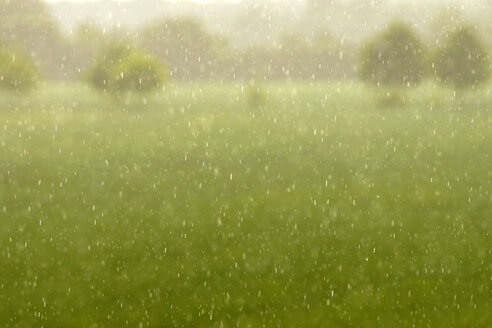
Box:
xmin=0 ymin=82 xmax=491 ymax=327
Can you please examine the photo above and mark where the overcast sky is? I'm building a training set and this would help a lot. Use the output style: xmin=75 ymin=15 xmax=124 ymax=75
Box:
xmin=44 ymin=0 xmax=240 ymax=2
xmin=41 ymin=0 xmax=484 ymax=4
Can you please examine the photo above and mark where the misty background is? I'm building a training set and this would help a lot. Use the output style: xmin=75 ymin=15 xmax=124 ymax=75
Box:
xmin=2 ymin=1 xmax=492 ymax=327
xmin=3 ymin=0 xmax=492 ymax=82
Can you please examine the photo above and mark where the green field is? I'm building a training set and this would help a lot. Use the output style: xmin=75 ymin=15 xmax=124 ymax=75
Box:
xmin=0 ymin=82 xmax=491 ymax=327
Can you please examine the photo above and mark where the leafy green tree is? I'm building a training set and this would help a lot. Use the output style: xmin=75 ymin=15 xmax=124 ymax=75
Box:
xmin=87 ymin=43 xmax=167 ymax=94
xmin=359 ymin=21 xmax=425 ymax=86
xmin=109 ymin=52 xmax=168 ymax=93
xmin=432 ymin=26 xmax=490 ymax=89
xmin=0 ymin=44 xmax=39 ymax=91
xmin=87 ymin=42 xmax=133 ymax=91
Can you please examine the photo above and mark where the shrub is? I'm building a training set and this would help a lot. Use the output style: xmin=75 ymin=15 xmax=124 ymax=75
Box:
xmin=0 ymin=44 xmax=39 ymax=91
xmin=359 ymin=21 xmax=425 ymax=87
xmin=109 ymin=52 xmax=168 ymax=93
xmin=432 ymin=26 xmax=490 ymax=90
xmin=87 ymin=42 xmax=133 ymax=91
xmin=87 ymin=43 xmax=168 ymax=94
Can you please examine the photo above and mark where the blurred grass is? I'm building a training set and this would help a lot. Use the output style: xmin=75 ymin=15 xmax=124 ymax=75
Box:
xmin=0 ymin=81 xmax=491 ymax=327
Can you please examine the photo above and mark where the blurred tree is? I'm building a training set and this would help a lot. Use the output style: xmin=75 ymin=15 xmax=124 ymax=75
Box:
xmin=139 ymin=17 xmax=232 ymax=80
xmin=86 ymin=43 xmax=167 ymax=94
xmin=432 ymin=26 xmax=490 ymax=90
xmin=0 ymin=44 xmax=39 ymax=91
xmin=86 ymin=42 xmax=133 ymax=91
xmin=358 ymin=21 xmax=425 ymax=87
xmin=0 ymin=0 xmax=71 ymax=79
xmin=109 ymin=52 xmax=168 ymax=93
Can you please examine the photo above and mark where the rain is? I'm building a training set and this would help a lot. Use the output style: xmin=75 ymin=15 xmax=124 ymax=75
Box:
xmin=0 ymin=0 xmax=491 ymax=326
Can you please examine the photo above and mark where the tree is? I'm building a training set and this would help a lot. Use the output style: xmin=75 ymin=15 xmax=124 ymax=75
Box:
xmin=432 ymin=26 xmax=490 ymax=89
xmin=87 ymin=43 xmax=168 ymax=94
xmin=109 ymin=52 xmax=168 ymax=93
xmin=87 ymin=42 xmax=133 ymax=91
xmin=0 ymin=44 xmax=39 ymax=91
xmin=359 ymin=21 xmax=425 ymax=87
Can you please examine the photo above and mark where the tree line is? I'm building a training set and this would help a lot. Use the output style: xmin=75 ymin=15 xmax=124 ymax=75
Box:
xmin=0 ymin=0 xmax=490 ymax=93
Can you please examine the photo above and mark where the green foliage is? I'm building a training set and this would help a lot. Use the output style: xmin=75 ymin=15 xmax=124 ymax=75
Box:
xmin=0 ymin=44 xmax=39 ymax=91
xmin=87 ymin=42 xmax=132 ymax=91
xmin=110 ymin=52 xmax=168 ymax=93
xmin=87 ymin=43 xmax=167 ymax=94
xmin=432 ymin=26 xmax=490 ymax=89
xmin=359 ymin=21 xmax=425 ymax=86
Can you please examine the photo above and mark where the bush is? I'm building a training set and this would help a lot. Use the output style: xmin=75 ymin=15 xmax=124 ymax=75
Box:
xmin=87 ymin=43 xmax=168 ymax=94
xmin=87 ymin=42 xmax=133 ymax=91
xmin=359 ymin=21 xmax=425 ymax=87
xmin=432 ymin=26 xmax=490 ymax=90
xmin=0 ymin=44 xmax=39 ymax=91
xmin=109 ymin=52 xmax=168 ymax=93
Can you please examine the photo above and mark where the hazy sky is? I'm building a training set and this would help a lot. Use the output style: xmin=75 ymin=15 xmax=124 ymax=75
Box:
xmin=44 ymin=0 xmax=240 ymax=2
xmin=42 ymin=0 xmax=483 ymax=4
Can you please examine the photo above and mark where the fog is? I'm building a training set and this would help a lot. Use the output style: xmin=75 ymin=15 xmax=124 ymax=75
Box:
xmin=3 ymin=0 xmax=492 ymax=81
xmin=1 ymin=0 xmax=492 ymax=327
